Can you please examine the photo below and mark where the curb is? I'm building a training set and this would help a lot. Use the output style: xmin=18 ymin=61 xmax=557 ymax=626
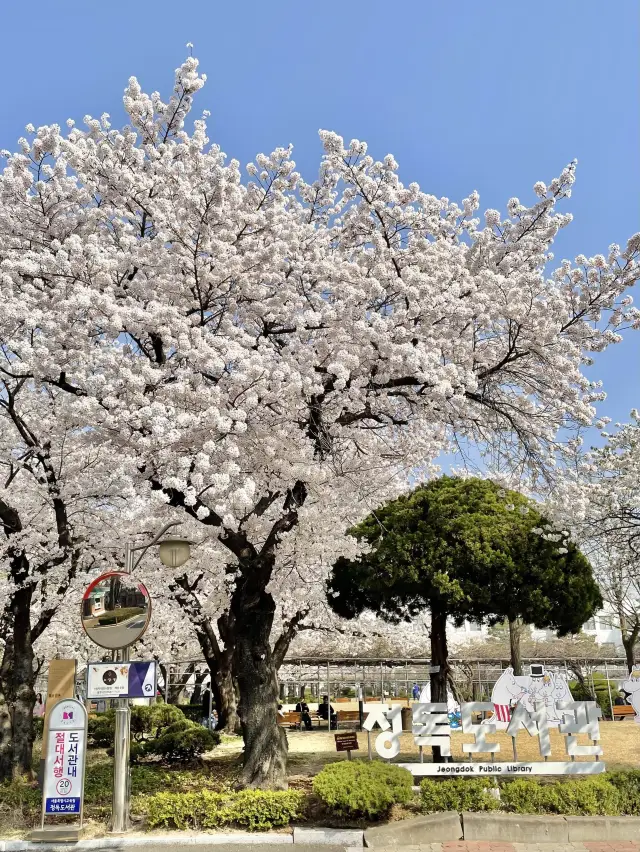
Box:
xmin=0 ymin=829 xmax=364 ymax=850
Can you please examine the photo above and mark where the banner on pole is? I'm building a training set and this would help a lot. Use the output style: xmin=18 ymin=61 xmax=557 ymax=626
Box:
xmin=86 ymin=661 xmax=157 ymax=699
xmin=41 ymin=659 xmax=77 ymax=765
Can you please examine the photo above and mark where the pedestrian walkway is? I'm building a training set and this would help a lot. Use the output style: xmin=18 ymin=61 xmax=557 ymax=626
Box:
xmin=372 ymin=843 xmax=640 ymax=851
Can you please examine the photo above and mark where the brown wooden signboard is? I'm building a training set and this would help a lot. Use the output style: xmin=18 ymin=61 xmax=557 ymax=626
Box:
xmin=335 ymin=732 xmax=359 ymax=756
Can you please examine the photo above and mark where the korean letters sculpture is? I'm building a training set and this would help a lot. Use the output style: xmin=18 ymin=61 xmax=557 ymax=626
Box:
xmin=362 ymin=700 xmax=604 ymax=776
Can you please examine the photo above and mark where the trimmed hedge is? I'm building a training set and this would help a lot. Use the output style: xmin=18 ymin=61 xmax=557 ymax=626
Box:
xmin=421 ymin=777 xmax=499 ymax=813
xmin=421 ymin=774 xmax=640 ymax=817
xmin=313 ymin=760 xmax=413 ymax=819
xmin=138 ymin=788 xmax=305 ymax=830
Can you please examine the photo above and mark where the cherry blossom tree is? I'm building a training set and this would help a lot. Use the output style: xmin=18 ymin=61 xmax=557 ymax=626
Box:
xmin=1 ymin=53 xmax=638 ymax=787
xmin=0 ymin=382 xmax=137 ymax=780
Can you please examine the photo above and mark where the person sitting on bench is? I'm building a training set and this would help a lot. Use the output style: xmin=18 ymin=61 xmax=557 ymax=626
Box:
xmin=318 ymin=695 xmax=337 ymax=730
xmin=295 ymin=699 xmax=313 ymax=730
xmin=614 ymin=691 xmax=629 ymax=718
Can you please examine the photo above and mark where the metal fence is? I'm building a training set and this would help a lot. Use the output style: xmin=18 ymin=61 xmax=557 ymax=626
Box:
xmin=36 ymin=655 xmax=632 ymax=719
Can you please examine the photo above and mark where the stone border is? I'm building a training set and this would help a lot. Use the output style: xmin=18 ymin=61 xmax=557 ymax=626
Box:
xmin=6 ymin=813 xmax=640 ymax=849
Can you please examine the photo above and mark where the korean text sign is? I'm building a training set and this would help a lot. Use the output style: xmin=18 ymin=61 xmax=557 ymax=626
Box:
xmin=43 ymin=699 xmax=87 ymax=816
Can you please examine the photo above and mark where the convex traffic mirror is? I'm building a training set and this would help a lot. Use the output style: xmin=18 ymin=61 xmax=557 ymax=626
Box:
xmin=81 ymin=572 xmax=152 ymax=650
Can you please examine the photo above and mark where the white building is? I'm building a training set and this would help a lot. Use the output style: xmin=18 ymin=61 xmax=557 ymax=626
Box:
xmin=447 ymin=612 xmax=623 ymax=650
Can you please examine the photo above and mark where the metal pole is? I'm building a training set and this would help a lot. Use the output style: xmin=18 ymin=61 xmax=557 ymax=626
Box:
xmin=604 ymin=660 xmax=614 ymax=721
xmin=112 ymin=543 xmax=132 ymax=834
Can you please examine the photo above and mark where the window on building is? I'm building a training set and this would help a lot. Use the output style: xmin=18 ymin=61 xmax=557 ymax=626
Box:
xmin=584 ymin=618 xmax=596 ymax=631
xmin=598 ymin=615 xmax=615 ymax=630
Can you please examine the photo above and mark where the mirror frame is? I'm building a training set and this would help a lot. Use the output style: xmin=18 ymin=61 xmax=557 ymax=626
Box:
xmin=81 ymin=571 xmax=152 ymax=650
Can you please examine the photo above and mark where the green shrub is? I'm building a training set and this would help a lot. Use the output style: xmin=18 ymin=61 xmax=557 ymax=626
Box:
xmin=88 ymin=710 xmax=116 ymax=747
xmin=420 ymin=777 xmax=499 ymax=813
xmin=609 ymin=770 xmax=640 ymax=815
xmin=32 ymin=718 xmax=44 ymax=741
xmin=0 ymin=778 xmax=41 ymax=813
xmin=313 ymin=760 xmax=412 ymax=819
xmin=140 ymin=788 xmax=304 ymax=830
xmin=500 ymin=777 xmax=622 ymax=816
xmin=176 ymin=704 xmax=204 ymax=723
xmin=142 ymin=723 xmax=220 ymax=762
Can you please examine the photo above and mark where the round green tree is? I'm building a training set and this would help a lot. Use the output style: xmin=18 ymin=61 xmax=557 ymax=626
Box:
xmin=328 ymin=477 xmax=601 ymax=714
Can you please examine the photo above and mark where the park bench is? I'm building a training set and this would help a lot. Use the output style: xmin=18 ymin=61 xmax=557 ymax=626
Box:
xmin=278 ymin=711 xmax=302 ymax=729
xmin=613 ymin=705 xmax=635 ymax=719
xmin=336 ymin=710 xmax=361 ymax=729
xmin=278 ymin=710 xmax=329 ymax=729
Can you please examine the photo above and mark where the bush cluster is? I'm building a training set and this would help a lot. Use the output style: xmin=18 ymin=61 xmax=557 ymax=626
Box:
xmin=87 ymin=704 xmax=219 ymax=762
xmin=421 ymin=772 xmax=640 ymax=817
xmin=420 ymin=777 xmax=499 ymax=813
xmin=312 ymin=760 xmax=413 ymax=819
xmin=139 ymin=788 xmax=305 ymax=830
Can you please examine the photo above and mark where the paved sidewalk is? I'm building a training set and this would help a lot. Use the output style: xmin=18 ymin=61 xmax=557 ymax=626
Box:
xmin=371 ymin=843 xmax=640 ymax=851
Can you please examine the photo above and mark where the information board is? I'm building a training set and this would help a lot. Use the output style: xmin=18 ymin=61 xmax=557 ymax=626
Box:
xmin=335 ymin=732 xmax=359 ymax=753
xmin=43 ymin=699 xmax=87 ymax=817
xmin=86 ymin=661 xmax=156 ymax=699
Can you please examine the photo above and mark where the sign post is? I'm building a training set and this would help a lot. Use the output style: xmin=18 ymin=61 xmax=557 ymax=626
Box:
xmin=32 ymin=698 xmax=88 ymax=842
xmin=335 ymin=731 xmax=359 ymax=760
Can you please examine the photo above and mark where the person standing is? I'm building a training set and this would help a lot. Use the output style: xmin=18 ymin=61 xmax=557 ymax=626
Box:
xmin=201 ymin=685 xmax=212 ymax=727
xmin=33 ymin=693 xmax=45 ymax=718
xmin=412 ymin=683 xmax=421 ymax=701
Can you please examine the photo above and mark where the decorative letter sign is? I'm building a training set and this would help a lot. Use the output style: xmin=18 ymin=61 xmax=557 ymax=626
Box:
xmin=363 ymin=704 xmax=402 ymax=759
xmin=461 ymin=702 xmax=499 ymax=756
xmin=506 ymin=702 xmax=551 ymax=758
xmin=362 ymin=699 xmax=605 ymax=777
xmin=413 ymin=703 xmax=451 ymax=756
xmin=558 ymin=701 xmax=603 ymax=758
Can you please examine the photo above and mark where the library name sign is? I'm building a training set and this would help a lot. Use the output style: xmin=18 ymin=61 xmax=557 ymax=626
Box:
xmin=363 ymin=700 xmax=605 ymax=776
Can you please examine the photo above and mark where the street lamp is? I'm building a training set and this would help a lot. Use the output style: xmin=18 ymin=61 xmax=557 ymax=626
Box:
xmin=112 ymin=522 xmax=192 ymax=834
xmin=158 ymin=537 xmax=192 ymax=568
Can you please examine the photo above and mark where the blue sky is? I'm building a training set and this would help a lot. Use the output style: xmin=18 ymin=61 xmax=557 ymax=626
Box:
xmin=1 ymin=0 xmax=638 ymax=448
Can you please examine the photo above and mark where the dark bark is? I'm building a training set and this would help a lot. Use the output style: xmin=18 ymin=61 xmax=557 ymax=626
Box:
xmin=231 ymin=580 xmax=287 ymax=788
xmin=429 ymin=608 xmax=450 ymax=763
xmin=210 ymin=657 xmax=240 ymax=735
xmin=0 ymin=585 xmax=37 ymax=780
xmin=619 ymin=614 xmax=640 ymax=674
xmin=509 ymin=617 xmax=525 ymax=676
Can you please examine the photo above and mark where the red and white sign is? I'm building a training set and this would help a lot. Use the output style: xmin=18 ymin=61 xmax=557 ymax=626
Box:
xmin=43 ymin=699 xmax=87 ymax=816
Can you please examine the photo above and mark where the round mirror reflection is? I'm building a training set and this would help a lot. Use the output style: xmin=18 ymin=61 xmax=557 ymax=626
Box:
xmin=81 ymin=572 xmax=151 ymax=650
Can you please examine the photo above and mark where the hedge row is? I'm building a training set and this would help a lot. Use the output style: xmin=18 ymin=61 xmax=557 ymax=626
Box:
xmin=136 ymin=789 xmax=305 ymax=830
xmin=421 ymin=771 xmax=640 ymax=816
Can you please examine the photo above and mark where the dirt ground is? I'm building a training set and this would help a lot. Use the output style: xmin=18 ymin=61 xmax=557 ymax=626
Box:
xmin=215 ymin=721 xmax=640 ymax=774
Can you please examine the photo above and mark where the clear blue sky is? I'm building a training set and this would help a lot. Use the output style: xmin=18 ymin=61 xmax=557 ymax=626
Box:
xmin=1 ymin=0 xmax=638 ymax=447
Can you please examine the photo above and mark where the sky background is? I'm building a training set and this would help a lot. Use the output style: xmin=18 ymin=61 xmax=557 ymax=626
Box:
xmin=1 ymin=0 xmax=638 ymax=454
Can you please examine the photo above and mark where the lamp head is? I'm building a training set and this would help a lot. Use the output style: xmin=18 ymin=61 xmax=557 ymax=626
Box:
xmin=158 ymin=537 xmax=192 ymax=568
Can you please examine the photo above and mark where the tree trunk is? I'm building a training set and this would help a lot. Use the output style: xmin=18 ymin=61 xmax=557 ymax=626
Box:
xmin=622 ymin=630 xmax=639 ymax=674
xmin=509 ymin=617 xmax=525 ymax=676
xmin=429 ymin=608 xmax=450 ymax=763
xmin=210 ymin=658 xmax=241 ymax=735
xmin=0 ymin=586 xmax=36 ymax=781
xmin=231 ymin=581 xmax=287 ymax=789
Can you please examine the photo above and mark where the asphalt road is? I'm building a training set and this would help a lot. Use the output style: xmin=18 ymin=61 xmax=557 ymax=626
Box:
xmin=85 ymin=615 xmax=146 ymax=649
